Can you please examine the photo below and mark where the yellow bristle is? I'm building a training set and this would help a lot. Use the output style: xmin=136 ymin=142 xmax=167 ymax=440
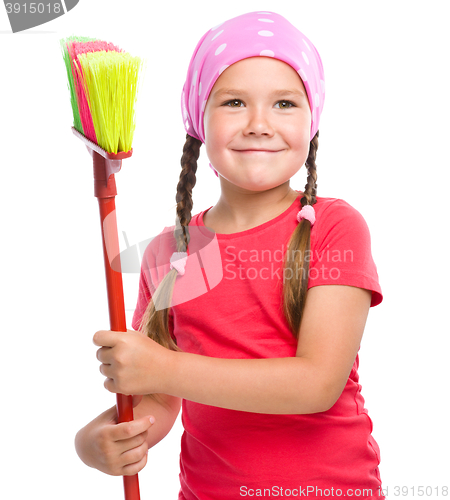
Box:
xmin=77 ymin=50 xmax=144 ymax=154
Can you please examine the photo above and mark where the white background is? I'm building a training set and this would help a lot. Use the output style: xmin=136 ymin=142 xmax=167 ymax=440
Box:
xmin=1 ymin=0 xmax=449 ymax=498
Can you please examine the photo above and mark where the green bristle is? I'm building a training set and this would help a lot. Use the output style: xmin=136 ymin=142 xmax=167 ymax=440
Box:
xmin=60 ymin=36 xmax=98 ymax=134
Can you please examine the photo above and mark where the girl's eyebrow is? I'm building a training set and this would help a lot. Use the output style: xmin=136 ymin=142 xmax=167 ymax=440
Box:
xmin=213 ymin=88 xmax=305 ymax=99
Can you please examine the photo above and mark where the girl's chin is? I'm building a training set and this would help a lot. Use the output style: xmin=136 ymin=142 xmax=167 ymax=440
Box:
xmin=221 ymin=176 xmax=284 ymax=192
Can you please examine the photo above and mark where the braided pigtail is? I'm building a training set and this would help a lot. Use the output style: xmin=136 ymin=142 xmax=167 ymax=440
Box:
xmin=282 ymin=130 xmax=319 ymax=338
xmin=138 ymin=134 xmax=202 ymax=351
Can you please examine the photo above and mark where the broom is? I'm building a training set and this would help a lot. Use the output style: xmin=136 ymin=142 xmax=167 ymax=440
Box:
xmin=60 ymin=36 xmax=145 ymax=500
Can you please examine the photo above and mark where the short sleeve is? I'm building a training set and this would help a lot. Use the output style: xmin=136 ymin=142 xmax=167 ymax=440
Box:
xmin=131 ymin=229 xmax=175 ymax=336
xmin=131 ymin=265 xmax=153 ymax=331
xmin=307 ymin=199 xmax=383 ymax=307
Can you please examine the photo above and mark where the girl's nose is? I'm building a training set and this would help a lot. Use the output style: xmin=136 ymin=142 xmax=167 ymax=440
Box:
xmin=242 ymin=108 xmax=275 ymax=137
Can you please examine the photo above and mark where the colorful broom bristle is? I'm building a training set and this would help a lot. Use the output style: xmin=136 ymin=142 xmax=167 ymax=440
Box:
xmin=61 ymin=37 xmax=144 ymax=154
xmin=68 ymin=40 xmax=123 ymax=145
xmin=60 ymin=36 xmax=98 ymax=135
xmin=76 ymin=50 xmax=144 ymax=154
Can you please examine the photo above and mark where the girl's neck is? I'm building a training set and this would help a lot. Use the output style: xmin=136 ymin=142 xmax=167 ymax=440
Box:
xmin=203 ymin=184 xmax=302 ymax=234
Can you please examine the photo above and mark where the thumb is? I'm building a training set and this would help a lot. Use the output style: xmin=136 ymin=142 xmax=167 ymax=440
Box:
xmin=132 ymin=396 xmax=156 ymax=425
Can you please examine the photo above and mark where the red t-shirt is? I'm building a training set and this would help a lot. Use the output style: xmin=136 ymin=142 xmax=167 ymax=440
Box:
xmin=132 ymin=193 xmax=385 ymax=500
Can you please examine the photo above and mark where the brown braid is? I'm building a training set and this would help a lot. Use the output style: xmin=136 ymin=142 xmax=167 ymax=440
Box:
xmin=175 ymin=134 xmax=201 ymax=250
xmin=137 ymin=134 xmax=202 ymax=352
xmin=282 ymin=130 xmax=319 ymax=338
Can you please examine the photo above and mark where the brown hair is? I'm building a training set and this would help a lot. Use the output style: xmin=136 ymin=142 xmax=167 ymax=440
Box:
xmin=138 ymin=130 xmax=318 ymax=347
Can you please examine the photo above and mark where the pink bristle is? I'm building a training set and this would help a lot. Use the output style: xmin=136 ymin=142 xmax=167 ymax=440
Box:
xmin=69 ymin=41 xmax=123 ymax=144
xmin=75 ymin=41 xmax=123 ymax=53
xmin=67 ymin=41 xmax=97 ymax=143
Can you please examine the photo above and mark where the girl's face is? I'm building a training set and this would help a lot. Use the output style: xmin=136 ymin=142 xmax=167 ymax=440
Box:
xmin=203 ymin=57 xmax=311 ymax=192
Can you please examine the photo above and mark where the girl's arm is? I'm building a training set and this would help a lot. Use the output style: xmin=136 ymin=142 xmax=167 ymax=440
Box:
xmin=75 ymin=394 xmax=181 ymax=476
xmin=165 ymin=285 xmax=371 ymax=415
xmin=95 ymin=284 xmax=372 ymax=415
xmin=133 ymin=393 xmax=181 ymax=448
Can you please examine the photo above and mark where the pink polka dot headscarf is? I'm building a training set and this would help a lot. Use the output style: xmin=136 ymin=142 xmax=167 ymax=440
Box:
xmin=181 ymin=10 xmax=325 ymax=147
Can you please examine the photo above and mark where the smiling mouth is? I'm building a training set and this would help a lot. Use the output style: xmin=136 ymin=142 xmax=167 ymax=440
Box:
xmin=234 ymin=149 xmax=282 ymax=153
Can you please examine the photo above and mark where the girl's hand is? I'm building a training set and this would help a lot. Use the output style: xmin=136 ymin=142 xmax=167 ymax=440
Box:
xmin=75 ymin=396 xmax=155 ymax=476
xmin=93 ymin=329 xmax=172 ymax=396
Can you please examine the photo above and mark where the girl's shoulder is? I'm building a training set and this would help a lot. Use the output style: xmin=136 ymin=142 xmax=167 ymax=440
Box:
xmin=140 ymin=217 xmax=214 ymax=267
xmin=308 ymin=195 xmax=375 ymax=250
xmin=315 ymin=194 xmax=354 ymax=211
xmin=314 ymin=195 xmax=369 ymax=225
xmin=138 ymin=225 xmax=177 ymax=270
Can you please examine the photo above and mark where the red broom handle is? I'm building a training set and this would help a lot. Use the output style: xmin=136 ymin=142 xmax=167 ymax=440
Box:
xmin=93 ymin=151 xmax=141 ymax=500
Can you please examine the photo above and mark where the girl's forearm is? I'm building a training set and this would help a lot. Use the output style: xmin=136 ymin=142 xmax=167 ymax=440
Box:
xmin=163 ymin=352 xmax=332 ymax=414
xmin=133 ymin=394 xmax=181 ymax=448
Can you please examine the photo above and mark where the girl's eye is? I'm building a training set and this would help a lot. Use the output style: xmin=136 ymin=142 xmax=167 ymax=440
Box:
xmin=275 ymin=100 xmax=296 ymax=109
xmin=223 ymin=99 xmax=296 ymax=109
xmin=224 ymin=99 xmax=243 ymax=107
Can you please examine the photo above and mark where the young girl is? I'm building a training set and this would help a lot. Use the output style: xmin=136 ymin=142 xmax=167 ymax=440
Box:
xmin=76 ymin=11 xmax=385 ymax=499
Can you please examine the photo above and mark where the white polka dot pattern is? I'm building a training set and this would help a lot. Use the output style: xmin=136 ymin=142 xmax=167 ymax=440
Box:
xmin=211 ymin=30 xmax=224 ymax=41
xmin=258 ymin=30 xmax=274 ymax=37
xmin=181 ymin=10 xmax=325 ymax=148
